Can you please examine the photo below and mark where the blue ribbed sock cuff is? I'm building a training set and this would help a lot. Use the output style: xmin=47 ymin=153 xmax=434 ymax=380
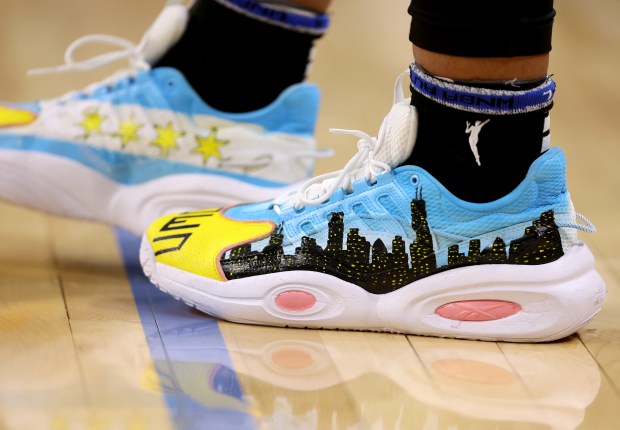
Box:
xmin=409 ymin=63 xmax=555 ymax=115
xmin=214 ymin=0 xmax=329 ymax=35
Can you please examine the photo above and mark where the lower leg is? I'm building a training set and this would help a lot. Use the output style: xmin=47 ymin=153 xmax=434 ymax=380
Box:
xmin=155 ymin=0 xmax=332 ymax=112
xmin=411 ymin=48 xmax=549 ymax=82
xmin=409 ymin=0 xmax=554 ymax=81
xmin=405 ymin=0 xmax=556 ymax=202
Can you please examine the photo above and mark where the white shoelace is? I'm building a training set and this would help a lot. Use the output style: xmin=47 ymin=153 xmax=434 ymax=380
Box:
xmin=291 ymin=128 xmax=391 ymax=210
xmin=272 ymin=70 xmax=413 ymax=214
xmin=27 ymin=1 xmax=188 ymax=103
xmin=272 ymin=127 xmax=392 ymax=215
xmin=559 ymin=213 xmax=596 ymax=233
xmin=219 ymin=148 xmax=333 ymax=171
xmin=28 ymin=34 xmax=149 ymax=76
xmin=28 ymin=34 xmax=151 ymax=103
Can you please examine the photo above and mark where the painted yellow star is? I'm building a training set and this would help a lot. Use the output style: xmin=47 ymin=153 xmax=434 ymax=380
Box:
xmin=151 ymin=122 xmax=184 ymax=157
xmin=78 ymin=109 xmax=106 ymax=138
xmin=114 ymin=116 xmax=142 ymax=148
xmin=193 ymin=127 xmax=228 ymax=163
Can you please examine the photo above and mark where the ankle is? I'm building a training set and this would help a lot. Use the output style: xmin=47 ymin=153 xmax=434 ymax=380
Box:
xmin=412 ymin=45 xmax=549 ymax=82
xmin=154 ymin=0 xmax=329 ymax=113
xmin=404 ymin=63 xmax=554 ymax=202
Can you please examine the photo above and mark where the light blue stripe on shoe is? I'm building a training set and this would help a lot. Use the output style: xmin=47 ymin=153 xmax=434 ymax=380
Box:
xmin=0 ymin=134 xmax=288 ymax=187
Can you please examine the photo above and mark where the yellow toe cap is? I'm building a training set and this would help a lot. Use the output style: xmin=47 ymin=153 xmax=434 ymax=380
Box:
xmin=146 ymin=208 xmax=275 ymax=281
xmin=0 ymin=105 xmax=37 ymax=128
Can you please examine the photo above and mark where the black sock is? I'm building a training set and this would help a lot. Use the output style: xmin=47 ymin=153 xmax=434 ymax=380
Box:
xmin=403 ymin=64 xmax=553 ymax=203
xmin=154 ymin=0 xmax=328 ymax=113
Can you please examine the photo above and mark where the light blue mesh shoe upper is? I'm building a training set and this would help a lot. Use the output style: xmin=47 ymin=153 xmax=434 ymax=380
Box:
xmin=225 ymin=147 xmax=580 ymax=268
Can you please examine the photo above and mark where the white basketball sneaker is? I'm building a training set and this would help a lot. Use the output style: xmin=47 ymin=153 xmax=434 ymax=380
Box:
xmin=139 ymin=70 xmax=606 ymax=342
xmin=0 ymin=1 xmax=325 ymax=234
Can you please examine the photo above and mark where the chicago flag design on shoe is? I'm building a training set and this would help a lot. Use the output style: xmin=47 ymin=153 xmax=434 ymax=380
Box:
xmin=140 ymin=70 xmax=606 ymax=342
xmin=0 ymin=1 xmax=324 ymax=234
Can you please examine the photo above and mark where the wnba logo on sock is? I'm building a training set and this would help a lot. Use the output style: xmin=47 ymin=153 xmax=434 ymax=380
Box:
xmin=465 ymin=119 xmax=490 ymax=167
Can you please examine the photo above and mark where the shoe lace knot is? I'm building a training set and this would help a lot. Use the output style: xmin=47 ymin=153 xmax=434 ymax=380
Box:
xmin=290 ymin=127 xmax=391 ymax=210
xmin=273 ymin=69 xmax=416 ymax=214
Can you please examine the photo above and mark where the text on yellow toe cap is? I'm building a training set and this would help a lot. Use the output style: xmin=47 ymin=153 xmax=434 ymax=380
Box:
xmin=147 ymin=209 xmax=275 ymax=281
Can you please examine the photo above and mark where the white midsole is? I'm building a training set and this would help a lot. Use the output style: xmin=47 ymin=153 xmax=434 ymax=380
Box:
xmin=140 ymin=239 xmax=606 ymax=342
xmin=0 ymin=150 xmax=298 ymax=234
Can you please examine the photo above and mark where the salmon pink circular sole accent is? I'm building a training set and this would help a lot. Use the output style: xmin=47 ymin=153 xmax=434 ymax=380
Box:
xmin=435 ymin=300 xmax=522 ymax=321
xmin=275 ymin=290 xmax=317 ymax=312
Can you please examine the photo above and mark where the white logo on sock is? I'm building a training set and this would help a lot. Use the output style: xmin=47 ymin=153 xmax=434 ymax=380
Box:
xmin=465 ymin=119 xmax=490 ymax=166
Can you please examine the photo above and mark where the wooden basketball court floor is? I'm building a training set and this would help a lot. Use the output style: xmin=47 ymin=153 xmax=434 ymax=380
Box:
xmin=1 ymin=1 xmax=619 ymax=429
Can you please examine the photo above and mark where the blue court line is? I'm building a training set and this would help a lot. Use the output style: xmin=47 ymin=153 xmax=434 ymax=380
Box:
xmin=115 ymin=228 xmax=256 ymax=430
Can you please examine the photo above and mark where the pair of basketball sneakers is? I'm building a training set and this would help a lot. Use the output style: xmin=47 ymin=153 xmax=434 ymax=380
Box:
xmin=0 ymin=2 xmax=606 ymax=342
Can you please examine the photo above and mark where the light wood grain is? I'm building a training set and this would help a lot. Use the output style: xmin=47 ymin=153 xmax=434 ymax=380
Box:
xmin=0 ymin=0 xmax=619 ymax=429
xmin=0 ymin=204 xmax=86 ymax=428
xmin=49 ymin=218 xmax=141 ymax=322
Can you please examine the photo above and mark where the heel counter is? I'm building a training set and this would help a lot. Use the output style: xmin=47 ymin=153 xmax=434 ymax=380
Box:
xmin=534 ymin=148 xmax=569 ymax=206
xmin=278 ymin=83 xmax=320 ymax=137
xmin=534 ymin=148 xmax=581 ymax=248
xmin=238 ymin=83 xmax=320 ymax=136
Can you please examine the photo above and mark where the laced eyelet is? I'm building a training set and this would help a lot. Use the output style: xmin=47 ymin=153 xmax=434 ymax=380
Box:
xmin=287 ymin=127 xmax=392 ymax=210
xmin=410 ymin=175 xmax=419 ymax=186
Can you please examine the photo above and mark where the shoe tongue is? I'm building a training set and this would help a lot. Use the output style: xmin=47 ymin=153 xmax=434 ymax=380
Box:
xmin=141 ymin=1 xmax=189 ymax=64
xmin=372 ymin=98 xmax=418 ymax=168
